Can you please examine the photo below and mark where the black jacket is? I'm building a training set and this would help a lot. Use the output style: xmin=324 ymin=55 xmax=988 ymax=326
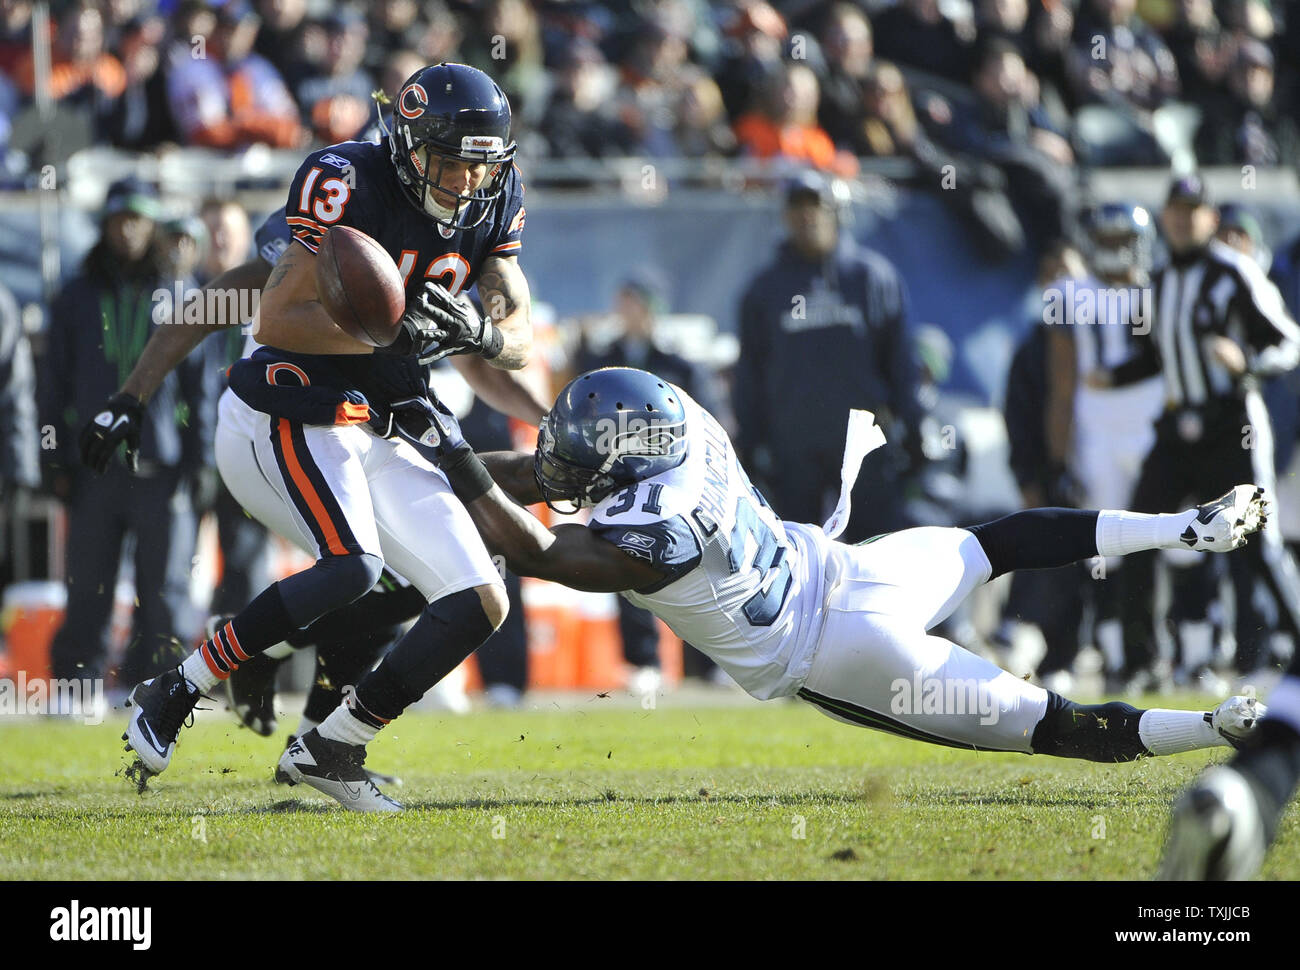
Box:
xmin=39 ymin=252 xmax=220 ymax=477
xmin=733 ymin=236 xmax=922 ymax=479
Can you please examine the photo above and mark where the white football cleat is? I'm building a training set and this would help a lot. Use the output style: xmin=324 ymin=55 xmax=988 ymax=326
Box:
xmin=1209 ymin=695 xmax=1267 ymax=748
xmin=275 ymin=729 xmax=403 ymax=813
xmin=1158 ymin=766 xmax=1268 ymax=880
xmin=1180 ymin=485 xmax=1268 ymax=552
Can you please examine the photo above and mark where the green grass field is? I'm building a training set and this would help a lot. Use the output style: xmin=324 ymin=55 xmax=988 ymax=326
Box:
xmin=2 ymin=694 xmax=1295 ymax=880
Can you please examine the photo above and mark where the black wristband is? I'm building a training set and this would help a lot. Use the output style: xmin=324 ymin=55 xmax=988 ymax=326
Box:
xmin=481 ymin=324 xmax=505 ymax=360
xmin=441 ymin=444 xmax=495 ymax=502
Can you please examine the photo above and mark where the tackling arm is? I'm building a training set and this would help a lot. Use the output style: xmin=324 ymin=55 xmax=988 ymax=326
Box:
xmin=478 ymin=450 xmax=542 ymax=504
xmin=120 ymin=258 xmax=271 ymax=403
xmin=459 ymin=479 xmax=665 ymax=593
xmin=475 ymin=255 xmax=532 ymax=370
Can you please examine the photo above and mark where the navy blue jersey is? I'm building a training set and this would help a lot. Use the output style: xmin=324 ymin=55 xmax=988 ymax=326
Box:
xmin=241 ymin=139 xmax=525 ymax=413
xmin=250 ymin=117 xmax=387 ymax=268
xmin=285 ymin=138 xmax=524 ymax=299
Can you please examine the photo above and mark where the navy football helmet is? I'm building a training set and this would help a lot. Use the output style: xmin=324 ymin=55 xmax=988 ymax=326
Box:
xmin=380 ymin=62 xmax=516 ymax=231
xmin=1083 ymin=202 xmax=1153 ymax=283
xmin=535 ymin=368 xmax=689 ymax=513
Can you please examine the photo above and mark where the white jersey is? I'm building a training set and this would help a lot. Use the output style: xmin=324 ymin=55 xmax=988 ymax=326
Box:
xmin=588 ymin=391 xmax=830 ymax=699
xmin=1064 ymin=274 xmax=1164 ymax=440
xmin=1058 ymin=276 xmax=1163 ymax=507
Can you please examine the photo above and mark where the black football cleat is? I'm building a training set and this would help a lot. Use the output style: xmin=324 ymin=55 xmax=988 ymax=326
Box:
xmin=123 ymin=667 xmax=202 ymax=776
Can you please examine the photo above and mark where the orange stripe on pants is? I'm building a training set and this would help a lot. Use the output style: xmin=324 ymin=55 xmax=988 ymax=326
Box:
xmin=277 ymin=419 xmax=349 ymax=557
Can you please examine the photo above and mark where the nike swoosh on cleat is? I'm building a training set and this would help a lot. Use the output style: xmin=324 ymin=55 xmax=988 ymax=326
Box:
xmin=340 ymin=781 xmax=363 ymax=800
xmin=136 ymin=719 xmax=165 ymax=753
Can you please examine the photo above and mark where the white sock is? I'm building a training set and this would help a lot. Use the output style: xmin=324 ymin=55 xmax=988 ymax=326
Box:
xmin=317 ymin=703 xmax=379 ymax=746
xmin=1265 ymin=675 xmax=1300 ymax=737
xmin=1096 ymin=509 xmax=1197 ymax=557
xmin=295 ymin=716 xmax=319 ymax=738
xmin=180 ymin=650 xmax=221 ymax=693
xmin=264 ymin=640 xmax=294 ymax=660
xmin=1138 ymin=708 xmax=1223 ymax=755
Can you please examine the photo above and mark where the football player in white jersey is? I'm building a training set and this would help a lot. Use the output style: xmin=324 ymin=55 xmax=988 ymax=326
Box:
xmin=421 ymin=367 xmax=1267 ymax=763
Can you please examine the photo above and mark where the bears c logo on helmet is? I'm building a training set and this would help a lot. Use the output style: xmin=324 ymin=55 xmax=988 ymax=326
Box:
xmin=398 ymin=83 xmax=429 ymax=120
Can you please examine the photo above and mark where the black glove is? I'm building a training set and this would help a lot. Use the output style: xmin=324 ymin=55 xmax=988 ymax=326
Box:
xmin=379 ymin=281 xmax=503 ymax=362
xmin=419 ymin=289 xmax=503 ymax=364
xmin=79 ymin=392 xmax=143 ymax=474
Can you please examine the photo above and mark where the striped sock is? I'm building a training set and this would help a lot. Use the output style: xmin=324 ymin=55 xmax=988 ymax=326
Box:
xmin=184 ymin=585 xmax=297 ymax=689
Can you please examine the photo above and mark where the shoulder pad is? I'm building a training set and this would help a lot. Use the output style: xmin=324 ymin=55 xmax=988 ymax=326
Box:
xmin=588 ymin=514 xmax=701 ymax=592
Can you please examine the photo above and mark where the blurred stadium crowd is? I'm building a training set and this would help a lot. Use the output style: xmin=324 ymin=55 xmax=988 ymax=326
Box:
xmin=3 ymin=0 xmax=1300 ymax=713
xmin=0 ymin=0 xmax=1295 ymax=178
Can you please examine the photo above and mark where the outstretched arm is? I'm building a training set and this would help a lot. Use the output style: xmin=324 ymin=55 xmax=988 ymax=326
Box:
xmin=122 ymin=258 xmax=270 ymax=402
xmin=478 ymin=450 xmax=543 ymax=504
xmin=462 ymin=481 xmax=665 ymax=592
xmin=439 ymin=450 xmax=662 ymax=591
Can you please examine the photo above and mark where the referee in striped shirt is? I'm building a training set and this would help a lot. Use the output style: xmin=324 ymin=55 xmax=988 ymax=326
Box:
xmin=1088 ymin=174 xmax=1300 ymax=681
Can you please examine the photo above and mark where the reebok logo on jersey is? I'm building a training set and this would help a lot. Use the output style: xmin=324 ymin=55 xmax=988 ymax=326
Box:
xmin=319 ymin=152 xmax=351 ymax=169
xmin=618 ymin=531 xmax=656 ymax=561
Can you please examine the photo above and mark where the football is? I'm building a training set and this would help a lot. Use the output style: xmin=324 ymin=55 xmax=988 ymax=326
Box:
xmin=314 ymin=225 xmax=406 ymax=347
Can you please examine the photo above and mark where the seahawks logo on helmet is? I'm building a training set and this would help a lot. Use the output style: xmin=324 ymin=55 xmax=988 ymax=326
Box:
xmin=534 ymin=368 xmax=689 ymax=514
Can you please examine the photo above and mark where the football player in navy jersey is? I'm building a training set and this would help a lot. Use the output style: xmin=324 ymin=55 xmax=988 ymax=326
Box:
xmin=102 ymin=63 xmax=542 ymax=812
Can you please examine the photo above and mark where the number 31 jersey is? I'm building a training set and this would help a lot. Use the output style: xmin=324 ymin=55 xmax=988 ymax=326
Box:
xmin=588 ymin=390 xmax=832 ymax=699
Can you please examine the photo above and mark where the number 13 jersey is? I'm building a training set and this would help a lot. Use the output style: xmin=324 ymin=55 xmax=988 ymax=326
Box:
xmin=587 ymin=389 xmax=831 ymax=699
